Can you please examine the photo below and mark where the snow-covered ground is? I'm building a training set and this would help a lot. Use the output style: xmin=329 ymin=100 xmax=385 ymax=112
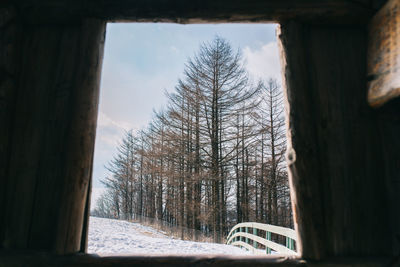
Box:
xmin=88 ymin=217 xmax=251 ymax=255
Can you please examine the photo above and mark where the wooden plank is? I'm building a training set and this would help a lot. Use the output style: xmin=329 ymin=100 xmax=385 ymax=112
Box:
xmin=14 ymin=0 xmax=376 ymax=24
xmin=80 ymin=173 xmax=93 ymax=253
xmin=278 ymin=22 xmax=393 ymax=259
xmin=1 ymin=18 xmax=105 ymax=254
xmin=3 ymin=22 xmax=70 ymax=249
xmin=26 ymin=22 xmax=82 ymax=250
xmin=367 ymin=0 xmax=400 ymax=107
xmin=0 ymin=5 xmax=20 ymax=249
xmin=0 ymin=250 xmax=393 ymax=266
xmin=54 ymin=19 xmax=106 ymax=254
xmin=374 ymin=98 xmax=400 ymax=255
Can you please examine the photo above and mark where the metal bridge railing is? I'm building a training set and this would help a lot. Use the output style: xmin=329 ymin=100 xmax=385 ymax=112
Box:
xmin=226 ymin=222 xmax=297 ymax=255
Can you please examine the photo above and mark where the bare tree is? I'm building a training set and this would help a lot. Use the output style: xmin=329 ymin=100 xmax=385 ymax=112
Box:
xmin=92 ymin=38 xmax=292 ymax=243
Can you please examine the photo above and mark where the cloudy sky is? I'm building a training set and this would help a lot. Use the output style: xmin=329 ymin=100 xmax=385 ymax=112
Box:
xmin=93 ymin=23 xmax=282 ymax=196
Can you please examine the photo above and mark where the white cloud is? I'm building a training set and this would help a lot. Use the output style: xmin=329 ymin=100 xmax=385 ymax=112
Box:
xmin=242 ymin=42 xmax=282 ymax=84
xmin=97 ymin=111 xmax=133 ymax=146
xmin=97 ymin=111 xmax=133 ymax=133
xmin=92 ymin=112 xmax=135 ymax=187
xmin=99 ymin=59 xmax=177 ymax=129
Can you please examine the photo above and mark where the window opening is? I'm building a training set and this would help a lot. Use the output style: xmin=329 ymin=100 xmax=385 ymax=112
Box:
xmin=89 ymin=22 xmax=294 ymax=256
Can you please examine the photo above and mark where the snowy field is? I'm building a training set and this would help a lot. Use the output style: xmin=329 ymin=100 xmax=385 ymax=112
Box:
xmin=88 ymin=217 xmax=251 ymax=255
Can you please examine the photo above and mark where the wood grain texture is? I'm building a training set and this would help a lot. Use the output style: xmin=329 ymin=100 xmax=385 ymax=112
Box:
xmin=375 ymin=97 xmax=400 ymax=255
xmin=1 ymin=18 xmax=105 ymax=254
xmin=0 ymin=6 xmax=20 ymax=250
xmin=12 ymin=0 xmax=377 ymax=24
xmin=2 ymin=0 xmax=398 ymax=265
xmin=80 ymin=172 xmax=93 ymax=253
xmin=278 ymin=22 xmax=393 ymax=259
xmin=53 ymin=19 xmax=106 ymax=254
xmin=0 ymin=250 xmax=393 ymax=267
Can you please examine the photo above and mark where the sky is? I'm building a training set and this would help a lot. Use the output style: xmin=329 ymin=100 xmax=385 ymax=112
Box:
xmin=92 ymin=23 xmax=282 ymax=197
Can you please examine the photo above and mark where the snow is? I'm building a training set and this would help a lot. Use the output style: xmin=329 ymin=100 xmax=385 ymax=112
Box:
xmin=88 ymin=216 xmax=251 ymax=255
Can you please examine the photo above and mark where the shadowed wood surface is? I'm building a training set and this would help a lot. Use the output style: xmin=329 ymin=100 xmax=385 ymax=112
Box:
xmin=375 ymin=97 xmax=400 ymax=255
xmin=1 ymin=0 xmax=399 ymax=266
xmin=54 ymin=19 xmax=106 ymax=255
xmin=0 ymin=6 xmax=20 ymax=250
xmin=8 ymin=0 xmax=380 ymax=24
xmin=0 ymin=250 xmax=394 ymax=267
xmin=0 ymin=17 xmax=106 ymax=254
xmin=278 ymin=22 xmax=394 ymax=259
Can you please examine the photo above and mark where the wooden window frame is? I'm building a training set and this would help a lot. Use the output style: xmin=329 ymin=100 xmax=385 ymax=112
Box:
xmin=2 ymin=1 xmax=398 ymax=266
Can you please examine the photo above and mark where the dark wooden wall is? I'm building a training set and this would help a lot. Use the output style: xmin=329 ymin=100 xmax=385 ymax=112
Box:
xmin=0 ymin=6 xmax=19 ymax=252
xmin=1 ymin=0 xmax=399 ymax=266
xmin=377 ymin=97 xmax=400 ymax=256
xmin=279 ymin=22 xmax=398 ymax=259
xmin=0 ymin=6 xmax=105 ymax=254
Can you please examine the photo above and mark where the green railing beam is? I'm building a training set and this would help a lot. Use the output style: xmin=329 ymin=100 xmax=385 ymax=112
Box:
xmin=253 ymin=228 xmax=257 ymax=248
xmin=245 ymin=227 xmax=249 ymax=244
xmin=285 ymin=237 xmax=295 ymax=250
xmin=266 ymin=231 xmax=271 ymax=254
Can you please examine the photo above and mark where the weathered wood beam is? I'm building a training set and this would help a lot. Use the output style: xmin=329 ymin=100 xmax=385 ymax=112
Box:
xmin=54 ymin=19 xmax=105 ymax=254
xmin=0 ymin=5 xmax=21 ymax=250
xmin=0 ymin=250 xmax=394 ymax=267
xmin=1 ymin=17 xmax=105 ymax=254
xmin=1 ymin=0 xmax=395 ymax=262
xmin=12 ymin=0 xmax=378 ymax=24
xmin=278 ymin=22 xmax=393 ymax=259
xmin=375 ymin=97 xmax=400 ymax=255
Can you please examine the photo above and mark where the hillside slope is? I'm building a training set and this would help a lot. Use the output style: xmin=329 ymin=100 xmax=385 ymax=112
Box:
xmin=88 ymin=217 xmax=250 ymax=255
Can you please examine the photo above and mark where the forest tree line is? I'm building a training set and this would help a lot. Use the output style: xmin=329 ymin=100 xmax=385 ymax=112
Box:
xmin=92 ymin=36 xmax=293 ymax=242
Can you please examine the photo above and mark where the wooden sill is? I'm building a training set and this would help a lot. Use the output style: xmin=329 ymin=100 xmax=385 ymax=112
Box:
xmin=0 ymin=250 xmax=392 ymax=266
